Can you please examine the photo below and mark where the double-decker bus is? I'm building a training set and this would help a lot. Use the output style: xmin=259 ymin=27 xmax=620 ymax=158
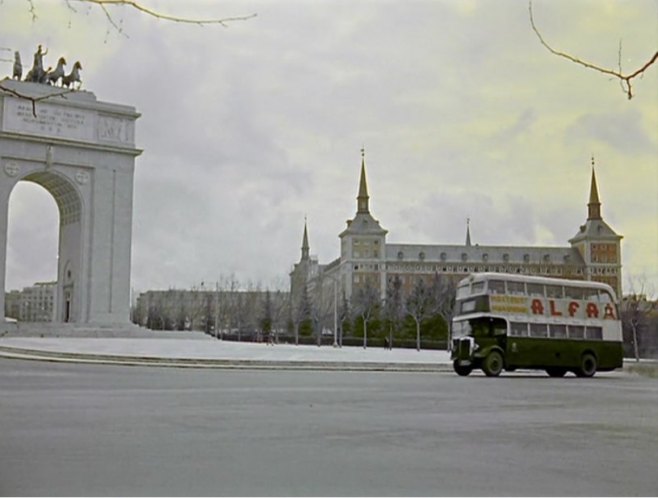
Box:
xmin=451 ymin=273 xmax=623 ymax=377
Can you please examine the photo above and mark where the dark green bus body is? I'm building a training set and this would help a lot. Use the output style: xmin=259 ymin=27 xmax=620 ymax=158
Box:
xmin=451 ymin=321 xmax=623 ymax=376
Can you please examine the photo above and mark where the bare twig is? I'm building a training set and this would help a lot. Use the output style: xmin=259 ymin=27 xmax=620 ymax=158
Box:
xmin=70 ymin=0 xmax=257 ymax=28
xmin=529 ymin=1 xmax=658 ymax=99
xmin=0 ymin=81 xmax=74 ymax=116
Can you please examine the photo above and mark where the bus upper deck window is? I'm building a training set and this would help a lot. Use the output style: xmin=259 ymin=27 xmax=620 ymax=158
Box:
xmin=456 ymin=285 xmax=470 ymax=299
xmin=599 ymin=291 xmax=613 ymax=303
xmin=527 ymin=283 xmax=544 ymax=296
xmin=488 ymin=280 xmax=505 ymax=294
xmin=565 ymin=286 xmax=585 ymax=300
xmin=546 ymin=285 xmax=563 ymax=298
xmin=508 ymin=281 xmax=525 ymax=295
xmin=584 ymin=288 xmax=599 ymax=301
xmin=472 ymin=281 xmax=485 ymax=294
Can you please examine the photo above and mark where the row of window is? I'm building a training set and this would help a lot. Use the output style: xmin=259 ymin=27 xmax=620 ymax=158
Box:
xmin=510 ymin=322 xmax=603 ymax=340
xmin=395 ymin=252 xmax=576 ymax=263
xmin=387 ymin=264 xmax=583 ymax=276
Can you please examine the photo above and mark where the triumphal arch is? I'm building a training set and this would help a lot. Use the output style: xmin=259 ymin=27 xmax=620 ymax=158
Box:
xmin=0 ymin=79 xmax=140 ymax=325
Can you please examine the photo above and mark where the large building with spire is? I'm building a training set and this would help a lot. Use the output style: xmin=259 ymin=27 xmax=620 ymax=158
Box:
xmin=290 ymin=153 xmax=623 ymax=316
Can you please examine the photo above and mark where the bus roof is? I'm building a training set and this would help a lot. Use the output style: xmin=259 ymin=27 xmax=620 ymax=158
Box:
xmin=457 ymin=272 xmax=616 ymax=294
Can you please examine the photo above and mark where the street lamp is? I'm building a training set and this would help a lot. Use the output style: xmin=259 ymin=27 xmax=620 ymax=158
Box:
xmin=323 ymin=273 xmax=341 ymax=348
xmin=333 ymin=278 xmax=338 ymax=347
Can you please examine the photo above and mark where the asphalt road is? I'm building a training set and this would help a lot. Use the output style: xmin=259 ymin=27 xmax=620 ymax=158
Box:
xmin=1 ymin=358 xmax=656 ymax=496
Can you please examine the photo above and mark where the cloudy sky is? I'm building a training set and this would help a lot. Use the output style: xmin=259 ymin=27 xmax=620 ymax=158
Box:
xmin=2 ymin=0 xmax=657 ymax=295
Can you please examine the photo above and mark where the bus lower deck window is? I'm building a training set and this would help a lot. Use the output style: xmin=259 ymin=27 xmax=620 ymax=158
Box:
xmin=550 ymin=324 xmax=567 ymax=338
xmin=530 ymin=323 xmax=548 ymax=337
xmin=568 ymin=325 xmax=585 ymax=339
xmin=511 ymin=322 xmax=528 ymax=337
xmin=585 ymin=326 xmax=603 ymax=340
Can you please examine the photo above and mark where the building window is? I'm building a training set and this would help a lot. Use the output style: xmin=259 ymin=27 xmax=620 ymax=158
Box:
xmin=419 ymin=251 xmax=425 ymax=261
xmin=461 ymin=253 xmax=468 ymax=262
xmin=397 ymin=251 xmax=404 ymax=260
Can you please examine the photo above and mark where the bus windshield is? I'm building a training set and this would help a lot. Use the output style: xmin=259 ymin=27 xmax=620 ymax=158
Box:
xmin=453 ymin=318 xmax=507 ymax=338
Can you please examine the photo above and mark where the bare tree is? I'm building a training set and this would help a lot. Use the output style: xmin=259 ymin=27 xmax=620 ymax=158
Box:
xmin=529 ymin=1 xmax=657 ymax=100
xmin=621 ymin=276 xmax=657 ymax=361
xmin=352 ymin=279 xmax=380 ymax=349
xmin=405 ymin=278 xmax=435 ymax=352
xmin=290 ymin=284 xmax=312 ymax=346
xmin=338 ymin=292 xmax=350 ymax=348
xmin=429 ymin=272 xmax=458 ymax=350
xmin=269 ymin=289 xmax=290 ymax=344
xmin=384 ymin=275 xmax=404 ymax=350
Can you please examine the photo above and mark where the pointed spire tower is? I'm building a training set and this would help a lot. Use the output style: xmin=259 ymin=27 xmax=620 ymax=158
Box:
xmin=569 ymin=157 xmax=623 ymax=298
xmin=301 ymin=217 xmax=310 ymax=261
xmin=339 ymin=148 xmax=388 ymax=300
xmin=290 ymin=216 xmax=318 ymax=312
xmin=357 ymin=148 xmax=370 ymax=214
xmin=465 ymin=218 xmax=472 ymax=247
xmin=340 ymin=148 xmax=387 ymax=238
xmin=588 ymin=157 xmax=602 ymax=220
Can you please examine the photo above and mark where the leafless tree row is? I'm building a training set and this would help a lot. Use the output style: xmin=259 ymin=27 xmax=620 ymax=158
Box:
xmin=290 ymin=272 xmax=458 ymax=351
xmin=133 ymin=275 xmax=288 ymax=343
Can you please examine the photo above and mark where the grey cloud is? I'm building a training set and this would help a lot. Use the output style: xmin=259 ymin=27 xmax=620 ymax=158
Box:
xmin=566 ymin=110 xmax=657 ymax=154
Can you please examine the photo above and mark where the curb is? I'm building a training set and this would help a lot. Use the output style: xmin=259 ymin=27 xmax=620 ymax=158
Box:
xmin=0 ymin=345 xmax=452 ymax=372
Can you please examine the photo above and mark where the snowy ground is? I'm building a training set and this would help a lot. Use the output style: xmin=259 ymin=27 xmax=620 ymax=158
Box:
xmin=0 ymin=332 xmax=452 ymax=364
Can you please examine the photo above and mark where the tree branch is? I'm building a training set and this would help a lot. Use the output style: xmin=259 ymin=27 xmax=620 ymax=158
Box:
xmin=0 ymin=81 xmax=74 ymax=116
xmin=529 ymin=1 xmax=657 ymax=99
xmin=69 ymin=0 xmax=257 ymax=28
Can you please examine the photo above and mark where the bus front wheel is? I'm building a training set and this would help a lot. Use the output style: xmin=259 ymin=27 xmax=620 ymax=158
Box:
xmin=482 ymin=351 xmax=504 ymax=377
xmin=453 ymin=361 xmax=473 ymax=376
xmin=576 ymin=353 xmax=597 ymax=378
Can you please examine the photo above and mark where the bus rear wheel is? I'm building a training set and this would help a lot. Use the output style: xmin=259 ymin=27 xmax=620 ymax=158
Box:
xmin=576 ymin=353 xmax=597 ymax=378
xmin=482 ymin=351 xmax=504 ymax=377
xmin=546 ymin=367 xmax=567 ymax=378
xmin=453 ymin=361 xmax=473 ymax=376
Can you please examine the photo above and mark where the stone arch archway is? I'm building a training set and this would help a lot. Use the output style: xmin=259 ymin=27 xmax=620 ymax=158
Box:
xmin=9 ymin=170 xmax=84 ymax=322
xmin=1 ymin=80 xmax=141 ymax=326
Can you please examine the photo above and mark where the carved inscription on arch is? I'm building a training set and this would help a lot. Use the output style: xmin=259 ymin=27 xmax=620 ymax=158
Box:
xmin=2 ymin=97 xmax=94 ymax=142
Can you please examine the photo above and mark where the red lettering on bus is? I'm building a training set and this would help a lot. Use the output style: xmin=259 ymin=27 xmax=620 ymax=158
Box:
xmin=549 ymin=300 xmax=562 ymax=316
xmin=604 ymin=303 xmax=616 ymax=320
xmin=531 ymin=299 xmax=544 ymax=315
xmin=568 ymin=301 xmax=579 ymax=317
xmin=586 ymin=302 xmax=599 ymax=318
